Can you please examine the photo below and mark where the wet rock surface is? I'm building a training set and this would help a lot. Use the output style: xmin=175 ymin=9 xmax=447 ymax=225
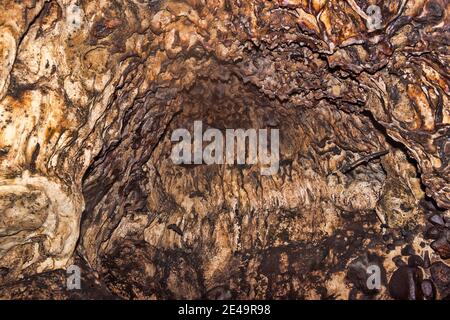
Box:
xmin=421 ymin=279 xmax=436 ymax=300
xmin=388 ymin=266 xmax=423 ymax=300
xmin=430 ymin=261 xmax=450 ymax=297
xmin=0 ymin=0 xmax=449 ymax=299
xmin=0 ymin=255 xmax=115 ymax=300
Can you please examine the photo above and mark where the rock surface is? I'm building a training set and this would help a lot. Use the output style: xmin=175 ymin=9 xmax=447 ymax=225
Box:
xmin=0 ymin=0 xmax=449 ymax=299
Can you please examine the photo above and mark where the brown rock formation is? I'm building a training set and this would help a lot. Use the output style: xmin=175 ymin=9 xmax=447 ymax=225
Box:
xmin=0 ymin=0 xmax=448 ymax=300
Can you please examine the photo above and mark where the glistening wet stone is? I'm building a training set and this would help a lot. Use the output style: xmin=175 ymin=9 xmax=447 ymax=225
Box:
xmin=431 ymin=237 xmax=450 ymax=259
xmin=421 ymin=279 xmax=436 ymax=300
xmin=388 ymin=266 xmax=423 ymax=300
xmin=430 ymin=262 xmax=450 ymax=297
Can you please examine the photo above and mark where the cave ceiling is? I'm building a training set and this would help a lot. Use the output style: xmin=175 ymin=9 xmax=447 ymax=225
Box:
xmin=0 ymin=0 xmax=449 ymax=300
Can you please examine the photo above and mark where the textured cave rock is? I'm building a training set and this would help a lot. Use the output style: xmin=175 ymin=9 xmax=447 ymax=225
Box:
xmin=0 ymin=0 xmax=449 ymax=300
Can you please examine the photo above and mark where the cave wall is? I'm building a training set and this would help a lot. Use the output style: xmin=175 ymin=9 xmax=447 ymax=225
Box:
xmin=0 ymin=0 xmax=449 ymax=299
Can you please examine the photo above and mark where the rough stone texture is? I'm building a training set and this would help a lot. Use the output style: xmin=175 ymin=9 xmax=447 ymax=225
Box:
xmin=0 ymin=0 xmax=448 ymax=299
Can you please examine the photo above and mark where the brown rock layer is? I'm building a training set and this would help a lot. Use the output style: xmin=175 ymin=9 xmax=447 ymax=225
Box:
xmin=0 ymin=0 xmax=449 ymax=299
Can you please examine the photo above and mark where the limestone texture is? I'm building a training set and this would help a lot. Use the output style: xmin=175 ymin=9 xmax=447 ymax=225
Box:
xmin=0 ymin=0 xmax=449 ymax=300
